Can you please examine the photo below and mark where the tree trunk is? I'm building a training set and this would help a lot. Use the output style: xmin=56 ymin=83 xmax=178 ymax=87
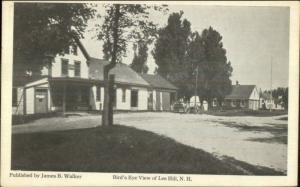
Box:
xmin=62 ymin=83 xmax=66 ymax=116
xmin=108 ymin=75 xmax=115 ymax=125
xmin=102 ymin=70 xmax=110 ymax=126
xmin=101 ymin=4 xmax=121 ymax=126
xmin=207 ymin=97 xmax=212 ymax=110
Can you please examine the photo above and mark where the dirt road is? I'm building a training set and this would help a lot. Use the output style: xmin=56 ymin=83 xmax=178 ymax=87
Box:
xmin=12 ymin=112 xmax=287 ymax=173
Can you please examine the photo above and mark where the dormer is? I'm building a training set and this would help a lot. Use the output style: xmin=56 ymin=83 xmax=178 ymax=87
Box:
xmin=41 ymin=39 xmax=90 ymax=79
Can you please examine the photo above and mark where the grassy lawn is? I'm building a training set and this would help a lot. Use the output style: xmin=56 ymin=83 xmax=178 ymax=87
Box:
xmin=12 ymin=125 xmax=283 ymax=175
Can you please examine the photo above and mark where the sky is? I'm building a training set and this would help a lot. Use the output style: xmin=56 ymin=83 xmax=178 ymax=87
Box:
xmin=81 ymin=4 xmax=290 ymax=91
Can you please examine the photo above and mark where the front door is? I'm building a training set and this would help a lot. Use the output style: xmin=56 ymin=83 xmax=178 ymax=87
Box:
xmin=131 ymin=90 xmax=138 ymax=108
xmin=35 ymin=88 xmax=48 ymax=113
xmin=162 ymin=92 xmax=170 ymax=111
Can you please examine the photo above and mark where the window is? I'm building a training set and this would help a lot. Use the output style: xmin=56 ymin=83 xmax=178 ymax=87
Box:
xmin=61 ymin=59 xmax=69 ymax=76
xmin=12 ymin=88 xmax=17 ymax=106
xmin=64 ymin=46 xmax=70 ymax=54
xmin=96 ymin=86 xmax=101 ymax=101
xmin=122 ymin=88 xmax=126 ymax=102
xmin=72 ymin=45 xmax=78 ymax=56
xmin=113 ymin=89 xmax=117 ymax=107
xmin=74 ymin=61 xmax=81 ymax=77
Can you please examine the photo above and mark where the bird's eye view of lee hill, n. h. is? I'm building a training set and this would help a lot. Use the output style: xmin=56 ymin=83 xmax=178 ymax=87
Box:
xmin=6 ymin=2 xmax=295 ymax=183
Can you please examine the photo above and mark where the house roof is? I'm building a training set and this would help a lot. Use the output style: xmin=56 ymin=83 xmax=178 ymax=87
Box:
xmin=225 ymin=85 xmax=256 ymax=100
xmin=74 ymin=38 xmax=91 ymax=62
xmin=139 ymin=74 xmax=178 ymax=90
xmin=88 ymin=58 xmax=151 ymax=87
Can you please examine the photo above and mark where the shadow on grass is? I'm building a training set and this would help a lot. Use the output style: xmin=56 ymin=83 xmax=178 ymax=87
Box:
xmin=277 ymin=116 xmax=288 ymax=121
xmin=201 ymin=110 xmax=288 ymax=117
xmin=246 ymin=136 xmax=287 ymax=144
xmin=11 ymin=125 xmax=284 ymax=175
xmin=217 ymin=121 xmax=287 ymax=144
xmin=12 ymin=112 xmax=60 ymax=125
xmin=219 ymin=156 xmax=285 ymax=175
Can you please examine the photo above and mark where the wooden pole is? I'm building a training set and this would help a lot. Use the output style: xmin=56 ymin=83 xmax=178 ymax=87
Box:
xmin=270 ymin=57 xmax=273 ymax=112
xmin=194 ymin=65 xmax=199 ymax=113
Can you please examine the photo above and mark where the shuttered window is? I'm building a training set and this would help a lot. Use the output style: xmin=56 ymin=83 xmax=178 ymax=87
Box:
xmin=74 ymin=61 xmax=81 ymax=77
xmin=72 ymin=45 xmax=78 ymax=56
xmin=61 ymin=59 xmax=69 ymax=76
xmin=64 ymin=46 xmax=69 ymax=54
xmin=122 ymin=88 xmax=126 ymax=102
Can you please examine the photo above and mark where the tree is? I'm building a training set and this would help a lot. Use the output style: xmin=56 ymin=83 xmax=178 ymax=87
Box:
xmin=282 ymin=87 xmax=288 ymax=110
xmin=130 ymin=41 xmax=149 ymax=74
xmin=198 ymin=27 xmax=233 ymax=106
xmin=186 ymin=31 xmax=205 ymax=100
xmin=265 ymin=87 xmax=289 ymax=110
xmin=152 ymin=11 xmax=191 ymax=98
xmin=13 ymin=3 xmax=95 ymax=78
xmin=96 ymin=4 xmax=168 ymax=126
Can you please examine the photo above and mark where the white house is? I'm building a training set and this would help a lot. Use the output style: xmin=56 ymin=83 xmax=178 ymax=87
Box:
xmin=224 ymin=84 xmax=260 ymax=110
xmin=12 ymin=40 xmax=178 ymax=115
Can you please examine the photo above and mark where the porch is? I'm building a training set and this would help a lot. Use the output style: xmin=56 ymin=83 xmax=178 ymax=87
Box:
xmin=49 ymin=78 xmax=99 ymax=112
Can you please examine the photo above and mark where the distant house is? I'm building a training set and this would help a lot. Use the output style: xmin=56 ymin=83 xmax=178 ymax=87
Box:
xmin=259 ymin=92 xmax=284 ymax=110
xmin=140 ymin=74 xmax=178 ymax=111
xmin=12 ymin=40 xmax=177 ymax=115
xmin=224 ymin=84 xmax=260 ymax=110
xmin=259 ymin=92 xmax=275 ymax=110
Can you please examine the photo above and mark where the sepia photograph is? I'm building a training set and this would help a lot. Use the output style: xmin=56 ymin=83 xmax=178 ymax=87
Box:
xmin=1 ymin=1 xmax=299 ymax=186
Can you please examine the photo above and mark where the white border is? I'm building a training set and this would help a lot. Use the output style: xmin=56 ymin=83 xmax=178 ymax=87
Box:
xmin=1 ymin=1 xmax=299 ymax=186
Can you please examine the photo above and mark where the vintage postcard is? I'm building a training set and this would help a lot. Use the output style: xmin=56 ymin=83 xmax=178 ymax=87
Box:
xmin=1 ymin=1 xmax=299 ymax=186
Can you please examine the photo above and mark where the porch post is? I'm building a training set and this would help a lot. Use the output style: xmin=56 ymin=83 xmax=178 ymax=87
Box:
xmin=62 ymin=83 xmax=66 ymax=116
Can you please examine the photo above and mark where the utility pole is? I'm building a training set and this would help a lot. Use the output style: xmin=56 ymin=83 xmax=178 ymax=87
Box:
xmin=194 ymin=64 xmax=199 ymax=113
xmin=270 ymin=57 xmax=273 ymax=112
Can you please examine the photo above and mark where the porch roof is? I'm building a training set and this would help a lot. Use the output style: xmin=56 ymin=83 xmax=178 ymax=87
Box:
xmin=49 ymin=77 xmax=98 ymax=85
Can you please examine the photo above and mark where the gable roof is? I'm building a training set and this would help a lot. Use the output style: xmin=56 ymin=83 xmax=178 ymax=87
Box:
xmin=88 ymin=58 xmax=150 ymax=87
xmin=225 ymin=85 xmax=256 ymax=100
xmin=139 ymin=74 xmax=178 ymax=90
xmin=74 ymin=38 xmax=91 ymax=62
